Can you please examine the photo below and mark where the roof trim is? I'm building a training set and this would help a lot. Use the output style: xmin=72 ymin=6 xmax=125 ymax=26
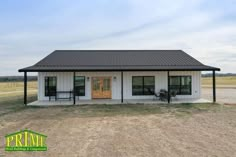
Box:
xmin=19 ymin=66 xmax=220 ymax=72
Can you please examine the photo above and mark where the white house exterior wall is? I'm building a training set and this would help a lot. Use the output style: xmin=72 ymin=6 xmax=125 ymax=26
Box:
xmin=169 ymin=71 xmax=201 ymax=99
xmin=38 ymin=72 xmax=121 ymax=101
xmin=38 ymin=71 xmax=201 ymax=101
xmin=38 ymin=72 xmax=73 ymax=101
xmin=123 ymin=71 xmax=168 ymax=100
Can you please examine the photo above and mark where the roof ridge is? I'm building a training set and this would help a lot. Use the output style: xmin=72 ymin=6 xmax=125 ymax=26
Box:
xmin=54 ymin=49 xmax=183 ymax=51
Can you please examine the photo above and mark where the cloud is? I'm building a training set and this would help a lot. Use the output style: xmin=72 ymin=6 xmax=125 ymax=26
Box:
xmin=0 ymin=0 xmax=235 ymax=75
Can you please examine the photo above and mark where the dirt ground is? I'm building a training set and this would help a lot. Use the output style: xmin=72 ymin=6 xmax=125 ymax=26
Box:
xmin=0 ymin=105 xmax=235 ymax=157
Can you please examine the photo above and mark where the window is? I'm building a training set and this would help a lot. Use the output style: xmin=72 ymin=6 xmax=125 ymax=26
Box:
xmin=132 ymin=76 xmax=155 ymax=95
xmin=170 ymin=76 xmax=191 ymax=95
xmin=45 ymin=77 xmax=57 ymax=96
xmin=103 ymin=78 xmax=111 ymax=91
xmin=74 ymin=76 xmax=85 ymax=96
xmin=92 ymin=78 xmax=100 ymax=91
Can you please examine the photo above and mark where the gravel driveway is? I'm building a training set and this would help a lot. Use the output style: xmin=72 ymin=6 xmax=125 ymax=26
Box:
xmin=202 ymin=87 xmax=236 ymax=104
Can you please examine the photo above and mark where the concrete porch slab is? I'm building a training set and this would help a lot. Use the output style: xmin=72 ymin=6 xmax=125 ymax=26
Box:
xmin=28 ymin=98 xmax=211 ymax=106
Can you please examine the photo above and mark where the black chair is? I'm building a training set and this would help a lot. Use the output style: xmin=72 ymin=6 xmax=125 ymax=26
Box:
xmin=170 ymin=90 xmax=177 ymax=101
xmin=159 ymin=89 xmax=168 ymax=101
xmin=73 ymin=89 xmax=80 ymax=101
xmin=147 ymin=88 xmax=160 ymax=100
xmin=153 ymin=91 xmax=161 ymax=100
xmin=48 ymin=90 xmax=56 ymax=101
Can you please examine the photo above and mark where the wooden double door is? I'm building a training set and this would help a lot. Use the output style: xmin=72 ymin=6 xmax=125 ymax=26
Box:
xmin=92 ymin=77 xmax=112 ymax=99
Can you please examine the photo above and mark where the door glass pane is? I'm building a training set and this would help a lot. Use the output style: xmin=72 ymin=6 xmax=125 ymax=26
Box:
xmin=103 ymin=78 xmax=110 ymax=91
xmin=93 ymin=78 xmax=100 ymax=91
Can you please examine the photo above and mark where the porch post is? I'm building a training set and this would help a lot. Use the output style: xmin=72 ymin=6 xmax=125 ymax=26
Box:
xmin=121 ymin=71 xmax=123 ymax=103
xmin=24 ymin=71 xmax=27 ymax=106
xmin=213 ymin=70 xmax=216 ymax=102
xmin=73 ymin=72 xmax=76 ymax=105
xmin=167 ymin=71 xmax=170 ymax=103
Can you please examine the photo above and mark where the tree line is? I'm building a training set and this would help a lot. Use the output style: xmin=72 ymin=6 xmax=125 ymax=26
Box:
xmin=0 ymin=76 xmax=37 ymax=82
xmin=202 ymin=73 xmax=236 ymax=77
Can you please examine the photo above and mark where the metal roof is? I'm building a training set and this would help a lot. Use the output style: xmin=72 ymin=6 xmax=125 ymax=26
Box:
xmin=19 ymin=50 xmax=220 ymax=72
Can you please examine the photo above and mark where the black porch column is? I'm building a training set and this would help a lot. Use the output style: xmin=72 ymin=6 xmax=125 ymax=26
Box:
xmin=121 ymin=71 xmax=123 ymax=103
xmin=167 ymin=71 xmax=170 ymax=104
xmin=213 ymin=70 xmax=216 ymax=102
xmin=73 ymin=72 xmax=76 ymax=105
xmin=24 ymin=71 xmax=27 ymax=105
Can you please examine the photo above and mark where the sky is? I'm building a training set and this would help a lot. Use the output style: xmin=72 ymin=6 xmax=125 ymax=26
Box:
xmin=0 ymin=0 xmax=235 ymax=76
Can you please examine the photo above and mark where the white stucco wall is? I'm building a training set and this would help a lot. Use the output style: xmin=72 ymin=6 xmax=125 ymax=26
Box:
xmin=38 ymin=71 xmax=201 ymax=101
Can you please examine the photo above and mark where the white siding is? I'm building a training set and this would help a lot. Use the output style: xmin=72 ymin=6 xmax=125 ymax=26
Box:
xmin=38 ymin=72 xmax=121 ymax=100
xmin=38 ymin=71 xmax=201 ymax=101
xmin=74 ymin=72 xmax=121 ymax=100
xmin=38 ymin=72 xmax=73 ymax=101
xmin=123 ymin=71 xmax=167 ymax=99
xmin=169 ymin=71 xmax=201 ymax=99
xmin=123 ymin=71 xmax=201 ymax=99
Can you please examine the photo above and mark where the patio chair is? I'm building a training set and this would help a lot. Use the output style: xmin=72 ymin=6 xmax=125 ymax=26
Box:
xmin=147 ymin=88 xmax=159 ymax=100
xmin=159 ymin=89 xmax=168 ymax=101
xmin=153 ymin=91 xmax=160 ymax=100
xmin=170 ymin=90 xmax=177 ymax=101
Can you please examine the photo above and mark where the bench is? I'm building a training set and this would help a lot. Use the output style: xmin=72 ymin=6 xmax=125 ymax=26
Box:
xmin=49 ymin=91 xmax=73 ymax=101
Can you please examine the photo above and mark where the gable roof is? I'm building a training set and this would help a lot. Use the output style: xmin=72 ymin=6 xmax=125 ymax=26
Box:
xmin=19 ymin=50 xmax=220 ymax=72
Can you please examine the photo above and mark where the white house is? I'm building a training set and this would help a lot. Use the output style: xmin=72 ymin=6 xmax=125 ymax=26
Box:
xmin=19 ymin=50 xmax=220 ymax=105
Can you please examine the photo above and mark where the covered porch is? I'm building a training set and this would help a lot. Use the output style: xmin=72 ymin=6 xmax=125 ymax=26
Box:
xmin=21 ymin=70 xmax=218 ymax=106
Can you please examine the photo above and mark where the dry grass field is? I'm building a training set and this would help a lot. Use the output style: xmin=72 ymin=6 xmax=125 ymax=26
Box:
xmin=0 ymin=81 xmax=37 ymax=92
xmin=202 ymin=76 xmax=236 ymax=87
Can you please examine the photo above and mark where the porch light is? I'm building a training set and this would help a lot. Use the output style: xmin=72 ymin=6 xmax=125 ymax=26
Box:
xmin=87 ymin=77 xmax=90 ymax=81
xmin=113 ymin=76 xmax=117 ymax=80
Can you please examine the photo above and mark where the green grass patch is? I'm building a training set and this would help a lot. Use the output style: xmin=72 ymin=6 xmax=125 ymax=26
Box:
xmin=61 ymin=103 xmax=222 ymax=118
xmin=0 ymin=94 xmax=37 ymax=117
xmin=0 ymin=85 xmax=224 ymax=119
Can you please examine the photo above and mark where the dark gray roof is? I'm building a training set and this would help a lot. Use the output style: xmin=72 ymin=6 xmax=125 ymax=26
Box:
xmin=19 ymin=50 xmax=220 ymax=72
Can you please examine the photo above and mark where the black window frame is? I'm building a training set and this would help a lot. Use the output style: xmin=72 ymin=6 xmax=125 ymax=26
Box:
xmin=132 ymin=76 xmax=155 ymax=96
xmin=74 ymin=76 xmax=85 ymax=96
xmin=45 ymin=76 xmax=57 ymax=96
xmin=169 ymin=76 xmax=192 ymax=95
